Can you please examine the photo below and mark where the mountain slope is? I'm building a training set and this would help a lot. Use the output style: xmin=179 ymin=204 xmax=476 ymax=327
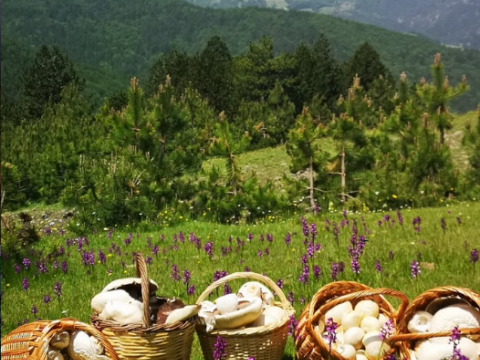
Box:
xmin=2 ymin=0 xmax=480 ymax=110
xmin=183 ymin=0 xmax=480 ymax=49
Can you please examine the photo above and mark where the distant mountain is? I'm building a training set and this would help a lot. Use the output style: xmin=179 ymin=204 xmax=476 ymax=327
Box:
xmin=2 ymin=0 xmax=480 ymax=110
xmin=184 ymin=0 xmax=480 ymax=49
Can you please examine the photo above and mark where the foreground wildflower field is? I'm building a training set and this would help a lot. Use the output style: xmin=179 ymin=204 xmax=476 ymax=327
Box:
xmin=1 ymin=202 xmax=479 ymax=359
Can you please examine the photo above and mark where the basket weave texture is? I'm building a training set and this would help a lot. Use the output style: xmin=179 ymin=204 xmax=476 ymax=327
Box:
xmin=91 ymin=253 xmax=196 ymax=360
xmin=294 ymin=281 xmax=409 ymax=360
xmin=390 ymin=286 xmax=480 ymax=359
xmin=1 ymin=318 xmax=119 ymax=360
xmin=195 ymin=271 xmax=295 ymax=360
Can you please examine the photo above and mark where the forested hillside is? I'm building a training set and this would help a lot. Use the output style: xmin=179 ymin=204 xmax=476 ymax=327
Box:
xmin=183 ymin=0 xmax=480 ymax=50
xmin=2 ymin=0 xmax=480 ymax=111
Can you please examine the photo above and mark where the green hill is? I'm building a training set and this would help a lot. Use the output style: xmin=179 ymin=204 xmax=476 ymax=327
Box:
xmin=2 ymin=0 xmax=480 ymax=111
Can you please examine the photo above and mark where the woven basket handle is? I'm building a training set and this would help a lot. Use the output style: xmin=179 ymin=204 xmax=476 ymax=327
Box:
xmin=390 ymin=327 xmax=480 ymax=342
xmin=135 ymin=253 xmax=151 ymax=328
xmin=195 ymin=271 xmax=290 ymax=308
xmin=309 ymin=287 xmax=409 ymax=326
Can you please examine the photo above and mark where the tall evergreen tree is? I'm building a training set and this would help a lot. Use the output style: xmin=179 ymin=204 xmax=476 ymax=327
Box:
xmin=286 ymin=107 xmax=328 ymax=212
xmin=416 ymin=53 xmax=469 ymax=144
xmin=194 ymin=36 xmax=234 ymax=116
xmin=343 ymin=42 xmax=394 ymax=93
xmin=20 ymin=45 xmax=84 ymax=120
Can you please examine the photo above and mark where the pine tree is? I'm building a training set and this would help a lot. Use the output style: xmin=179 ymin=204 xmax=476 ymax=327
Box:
xmin=343 ymin=42 xmax=394 ymax=93
xmin=286 ymin=107 xmax=327 ymax=212
xmin=416 ymin=53 xmax=469 ymax=144
xmin=20 ymin=45 xmax=84 ymax=120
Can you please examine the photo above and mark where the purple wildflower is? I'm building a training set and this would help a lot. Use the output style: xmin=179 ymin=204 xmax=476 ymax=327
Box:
xmin=204 ymin=241 xmax=214 ymax=259
xmin=331 ymin=262 xmax=338 ymax=281
xmin=410 ymin=260 xmax=421 ymax=278
xmin=288 ymin=314 xmax=299 ymax=338
xmin=61 ymin=261 xmax=68 ymax=273
xmin=288 ymin=291 xmax=295 ymax=304
xmin=22 ymin=258 xmax=31 ymax=270
xmin=53 ymin=261 xmax=58 ymax=270
xmin=470 ymin=249 xmax=479 ymax=265
xmin=313 ymin=265 xmax=321 ymax=278
xmin=187 ymin=285 xmax=196 ymax=295
xmin=213 ymin=336 xmax=227 ymax=360
xmin=323 ymin=318 xmax=338 ymax=352
xmin=53 ymin=282 xmax=62 ymax=298
xmin=375 ymin=260 xmax=384 ymax=274
xmin=31 ymin=305 xmax=38 ymax=315
xmin=351 ymin=259 xmax=360 ymax=274
xmin=301 ymin=217 xmax=309 ymax=237
xmin=276 ymin=279 xmax=283 ymax=289
xmin=171 ymin=264 xmax=180 ymax=282
xmin=152 ymin=244 xmax=159 ymax=256
xmin=380 ymin=319 xmax=395 ymax=340
xmin=396 ymin=210 xmax=403 ymax=226
xmin=22 ymin=277 xmax=29 ymax=291
xmin=440 ymin=218 xmax=447 ymax=232
xmin=14 ymin=264 xmax=21 ymax=274
xmin=183 ymin=270 xmax=191 ymax=286
xmin=43 ymin=294 xmax=51 ymax=304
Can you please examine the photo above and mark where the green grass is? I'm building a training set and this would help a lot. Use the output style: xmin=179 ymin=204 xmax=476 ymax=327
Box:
xmin=446 ymin=111 xmax=478 ymax=172
xmin=2 ymin=201 xmax=480 ymax=358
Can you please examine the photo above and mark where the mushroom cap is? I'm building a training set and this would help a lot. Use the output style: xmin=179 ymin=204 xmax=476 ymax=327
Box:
xmin=67 ymin=331 xmax=97 ymax=360
xmin=415 ymin=337 xmax=479 ymax=360
xmin=425 ymin=296 xmax=470 ymax=315
xmin=91 ymin=289 xmax=135 ymax=313
xmin=238 ymin=281 xmax=274 ymax=305
xmin=429 ymin=303 xmax=480 ymax=333
xmin=407 ymin=311 xmax=433 ymax=333
xmin=213 ymin=297 xmax=263 ymax=330
xmin=165 ymin=305 xmax=201 ymax=324
xmin=99 ymin=298 xmax=144 ymax=325
xmin=49 ymin=331 xmax=70 ymax=349
xmin=101 ymin=277 xmax=158 ymax=294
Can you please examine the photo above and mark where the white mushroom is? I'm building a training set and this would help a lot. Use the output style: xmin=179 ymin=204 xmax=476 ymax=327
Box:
xmin=165 ymin=305 xmax=201 ymax=324
xmin=377 ymin=313 xmax=389 ymax=328
xmin=325 ymin=301 xmax=353 ymax=324
xmin=360 ymin=316 xmax=381 ymax=333
xmin=354 ymin=300 xmax=379 ymax=319
xmin=344 ymin=327 xmax=365 ymax=350
xmin=99 ymin=298 xmax=144 ymax=325
xmin=91 ymin=289 xmax=135 ymax=313
xmin=47 ymin=347 xmax=64 ymax=360
xmin=364 ymin=341 xmax=391 ymax=360
xmin=249 ymin=305 xmax=286 ymax=327
xmin=67 ymin=331 xmax=99 ymax=360
xmin=407 ymin=311 xmax=433 ymax=333
xmin=237 ymin=281 xmax=274 ymax=305
xmin=356 ymin=349 xmax=368 ymax=360
xmin=362 ymin=331 xmax=382 ymax=348
xmin=215 ymin=293 xmax=239 ymax=315
xmin=414 ymin=337 xmax=480 ymax=360
xmin=335 ymin=343 xmax=356 ymax=360
xmin=89 ymin=336 xmax=104 ymax=355
xmin=49 ymin=331 xmax=70 ymax=349
xmin=342 ymin=311 xmax=362 ymax=330
xmin=429 ymin=303 xmax=480 ymax=335
xmin=214 ymin=297 xmax=263 ymax=330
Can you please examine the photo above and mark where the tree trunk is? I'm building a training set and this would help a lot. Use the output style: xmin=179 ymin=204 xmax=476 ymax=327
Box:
xmin=440 ymin=127 xmax=445 ymax=145
xmin=309 ymin=156 xmax=315 ymax=211
xmin=341 ymin=140 xmax=346 ymax=205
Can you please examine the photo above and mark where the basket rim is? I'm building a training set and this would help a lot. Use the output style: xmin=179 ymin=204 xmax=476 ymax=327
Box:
xmin=195 ymin=271 xmax=295 ymax=336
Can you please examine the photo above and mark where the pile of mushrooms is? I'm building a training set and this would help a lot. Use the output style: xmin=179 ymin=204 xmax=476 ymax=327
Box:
xmin=198 ymin=281 xmax=287 ymax=332
xmin=315 ymin=299 xmax=394 ymax=360
xmin=46 ymin=330 xmax=109 ymax=360
xmin=91 ymin=277 xmax=200 ymax=326
xmin=407 ymin=297 xmax=480 ymax=360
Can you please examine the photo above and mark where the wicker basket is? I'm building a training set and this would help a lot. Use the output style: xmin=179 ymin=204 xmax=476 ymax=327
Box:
xmin=295 ymin=281 xmax=409 ymax=360
xmin=195 ymin=271 xmax=295 ymax=360
xmin=390 ymin=286 xmax=480 ymax=359
xmin=1 ymin=318 xmax=119 ymax=360
xmin=91 ymin=253 xmax=196 ymax=360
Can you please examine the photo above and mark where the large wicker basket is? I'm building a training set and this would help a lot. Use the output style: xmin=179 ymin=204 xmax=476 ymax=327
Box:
xmin=91 ymin=253 xmax=196 ymax=360
xmin=295 ymin=281 xmax=409 ymax=360
xmin=390 ymin=286 xmax=480 ymax=359
xmin=1 ymin=318 xmax=119 ymax=360
xmin=195 ymin=271 xmax=295 ymax=360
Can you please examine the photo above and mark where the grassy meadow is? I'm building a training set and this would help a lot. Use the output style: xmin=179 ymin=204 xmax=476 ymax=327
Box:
xmin=1 ymin=200 xmax=479 ymax=359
